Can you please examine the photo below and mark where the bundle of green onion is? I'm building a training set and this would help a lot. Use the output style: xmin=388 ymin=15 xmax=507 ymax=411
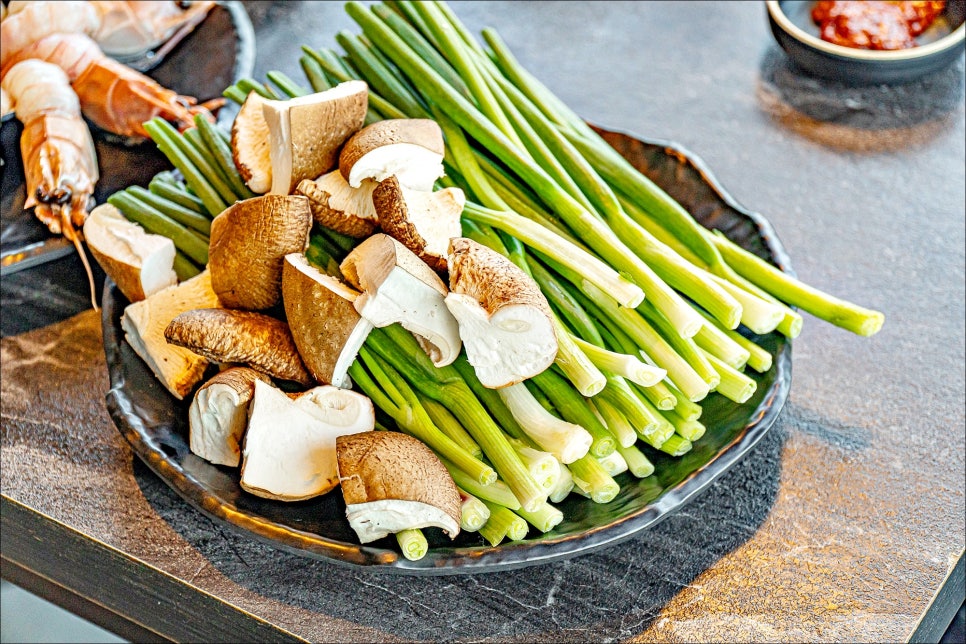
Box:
xmin=127 ymin=0 xmax=883 ymax=554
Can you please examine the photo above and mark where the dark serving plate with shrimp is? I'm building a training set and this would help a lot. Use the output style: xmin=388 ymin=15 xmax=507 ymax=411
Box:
xmin=0 ymin=0 xmax=254 ymax=276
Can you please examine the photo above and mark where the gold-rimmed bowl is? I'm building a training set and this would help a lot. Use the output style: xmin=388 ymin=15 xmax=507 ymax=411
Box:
xmin=767 ymin=0 xmax=966 ymax=84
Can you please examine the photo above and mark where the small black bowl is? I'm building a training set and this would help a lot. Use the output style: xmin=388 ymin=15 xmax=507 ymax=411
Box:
xmin=767 ymin=0 xmax=966 ymax=84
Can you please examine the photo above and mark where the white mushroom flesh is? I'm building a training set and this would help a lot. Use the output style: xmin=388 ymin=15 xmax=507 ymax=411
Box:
xmin=355 ymin=268 xmax=461 ymax=367
xmin=189 ymin=383 xmax=247 ymax=467
xmin=347 ymin=143 xmax=444 ymax=192
xmin=344 ymin=499 xmax=461 ymax=544
xmin=444 ymin=292 xmax=558 ymax=388
xmin=241 ymin=380 xmax=372 ymax=500
xmin=396 ymin=186 xmax=464 ymax=259
xmin=314 ymin=170 xmax=379 ymax=222
xmin=294 ymin=385 xmax=375 ymax=432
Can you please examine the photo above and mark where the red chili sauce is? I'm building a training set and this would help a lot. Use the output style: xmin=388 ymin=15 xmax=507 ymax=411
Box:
xmin=811 ymin=1 xmax=946 ymax=50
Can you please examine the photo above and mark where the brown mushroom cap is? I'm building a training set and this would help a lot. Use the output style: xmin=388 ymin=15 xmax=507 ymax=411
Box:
xmin=336 ymin=431 xmax=461 ymax=537
xmin=340 ymin=233 xmax=447 ymax=297
xmin=281 ymin=253 xmax=373 ymax=387
xmin=372 ymin=176 xmax=464 ymax=273
xmin=164 ymin=308 xmax=312 ymax=385
xmin=338 ymin=118 xmax=445 ymax=189
xmin=262 ymin=80 xmax=369 ymax=195
xmin=231 ymin=91 xmax=272 ymax=194
xmin=208 ymin=194 xmax=312 ymax=310
xmin=448 ymin=237 xmax=553 ymax=319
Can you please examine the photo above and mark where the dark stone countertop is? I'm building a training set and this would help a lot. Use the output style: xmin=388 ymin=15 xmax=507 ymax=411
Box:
xmin=2 ymin=2 xmax=964 ymax=642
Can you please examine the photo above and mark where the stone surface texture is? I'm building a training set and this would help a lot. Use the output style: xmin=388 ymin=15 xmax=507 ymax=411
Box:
xmin=2 ymin=1 xmax=964 ymax=642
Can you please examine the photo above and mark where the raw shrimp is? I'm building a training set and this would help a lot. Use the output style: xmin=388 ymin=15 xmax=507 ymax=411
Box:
xmin=0 ymin=1 xmax=101 ymax=70
xmin=88 ymin=0 xmax=216 ymax=59
xmin=2 ymin=32 xmax=221 ymax=139
xmin=2 ymin=59 xmax=100 ymax=307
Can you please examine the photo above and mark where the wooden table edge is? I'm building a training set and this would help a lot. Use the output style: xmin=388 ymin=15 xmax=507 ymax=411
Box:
xmin=1 ymin=494 xmax=308 ymax=643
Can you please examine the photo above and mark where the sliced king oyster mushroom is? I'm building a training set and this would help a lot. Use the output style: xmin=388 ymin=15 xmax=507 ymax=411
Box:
xmin=281 ymin=253 xmax=373 ymax=388
xmin=294 ymin=170 xmax=378 ymax=238
xmin=340 ymin=233 xmax=461 ymax=367
xmin=188 ymin=366 xmax=271 ymax=467
xmin=240 ymin=380 xmax=374 ymax=501
xmin=338 ymin=118 xmax=445 ymax=192
xmin=208 ymin=194 xmax=313 ymax=310
xmin=336 ymin=430 xmax=461 ymax=544
xmin=444 ymin=237 xmax=558 ymax=388
xmin=371 ymin=175 xmax=464 ymax=273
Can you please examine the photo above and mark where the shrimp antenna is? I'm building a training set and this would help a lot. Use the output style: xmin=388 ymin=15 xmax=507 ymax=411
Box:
xmin=63 ymin=205 xmax=99 ymax=312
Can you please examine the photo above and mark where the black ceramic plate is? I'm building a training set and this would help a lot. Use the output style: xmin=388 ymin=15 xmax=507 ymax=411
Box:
xmin=767 ymin=0 xmax=966 ymax=84
xmin=0 ymin=1 xmax=254 ymax=275
xmin=101 ymin=125 xmax=794 ymax=575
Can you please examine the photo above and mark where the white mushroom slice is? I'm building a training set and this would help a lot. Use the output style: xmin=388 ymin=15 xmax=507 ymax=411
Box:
xmin=188 ymin=367 xmax=270 ymax=467
xmin=261 ymin=80 xmax=369 ymax=196
xmin=372 ymin=175 xmax=464 ymax=273
xmin=120 ymin=270 xmax=221 ymax=400
xmin=294 ymin=170 xmax=377 ymax=238
xmin=336 ymin=431 xmax=461 ymax=544
xmin=340 ymin=234 xmax=461 ymax=367
xmin=240 ymin=380 xmax=372 ymax=501
xmin=281 ymin=253 xmax=373 ymax=388
xmin=444 ymin=237 xmax=558 ymax=389
xmin=83 ymin=203 xmax=176 ymax=303
xmin=339 ymin=118 xmax=445 ymax=191
xmin=293 ymin=385 xmax=375 ymax=434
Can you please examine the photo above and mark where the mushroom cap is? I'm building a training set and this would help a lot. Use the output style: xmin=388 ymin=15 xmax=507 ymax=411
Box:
xmin=293 ymin=385 xmax=375 ymax=433
xmin=372 ymin=176 xmax=464 ymax=273
xmin=208 ymin=194 xmax=313 ymax=310
xmin=120 ymin=270 xmax=221 ymax=400
xmin=84 ymin=203 xmax=177 ymax=303
xmin=339 ymin=118 xmax=445 ymax=191
xmin=164 ymin=307 xmax=313 ymax=385
xmin=294 ymin=172 xmax=377 ymax=239
xmin=262 ymin=80 xmax=369 ymax=195
xmin=445 ymin=237 xmax=558 ymax=388
xmin=336 ymin=431 xmax=461 ymax=543
xmin=340 ymin=233 xmax=447 ymax=297
xmin=231 ymin=91 xmax=272 ymax=194
xmin=241 ymin=379 xmax=369 ymax=501
xmin=188 ymin=366 xmax=270 ymax=467
xmin=281 ymin=253 xmax=373 ymax=387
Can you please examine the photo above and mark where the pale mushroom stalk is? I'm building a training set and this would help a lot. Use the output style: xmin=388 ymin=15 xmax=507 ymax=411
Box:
xmin=368 ymin=324 xmax=547 ymax=512
xmin=461 ymin=224 xmax=606 ymax=397
xmin=570 ymin=335 xmax=667 ymax=388
xmin=348 ymin=346 xmax=496 ymax=487
xmin=340 ymin=234 xmax=462 ymax=368
xmin=496 ymin=383 xmax=591 ymax=465
xmin=456 ymin=488 xmax=490 ymax=532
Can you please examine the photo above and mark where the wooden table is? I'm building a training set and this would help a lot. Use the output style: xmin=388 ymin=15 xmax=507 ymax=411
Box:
xmin=2 ymin=2 xmax=964 ymax=641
